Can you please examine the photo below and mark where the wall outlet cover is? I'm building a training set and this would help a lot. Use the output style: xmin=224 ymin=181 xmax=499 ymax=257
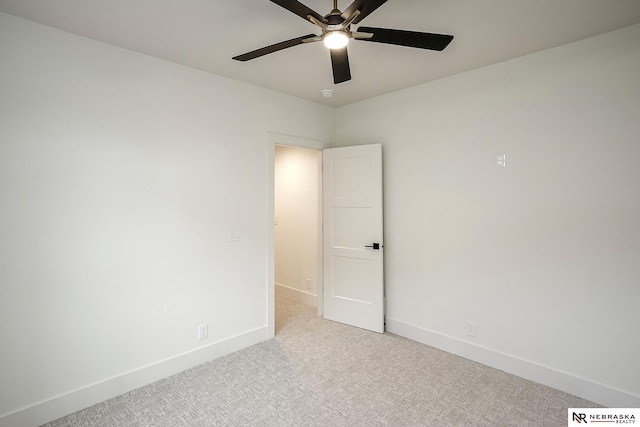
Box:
xmin=198 ymin=323 xmax=208 ymax=341
xmin=466 ymin=320 xmax=477 ymax=337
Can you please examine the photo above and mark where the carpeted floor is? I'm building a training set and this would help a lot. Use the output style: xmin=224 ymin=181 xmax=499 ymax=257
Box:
xmin=43 ymin=296 xmax=598 ymax=426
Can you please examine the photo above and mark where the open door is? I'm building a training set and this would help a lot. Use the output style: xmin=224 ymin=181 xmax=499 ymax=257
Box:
xmin=323 ymin=144 xmax=384 ymax=333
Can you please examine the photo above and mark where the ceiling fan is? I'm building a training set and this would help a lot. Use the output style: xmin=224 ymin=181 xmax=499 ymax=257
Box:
xmin=232 ymin=0 xmax=454 ymax=84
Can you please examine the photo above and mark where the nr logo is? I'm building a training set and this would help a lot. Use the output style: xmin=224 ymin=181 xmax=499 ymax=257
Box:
xmin=573 ymin=412 xmax=588 ymax=423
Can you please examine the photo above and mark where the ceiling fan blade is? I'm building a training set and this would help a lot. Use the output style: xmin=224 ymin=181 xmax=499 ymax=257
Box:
xmin=270 ymin=0 xmax=327 ymax=24
xmin=232 ymin=34 xmax=318 ymax=61
xmin=341 ymin=0 xmax=364 ymax=20
xmin=330 ymin=47 xmax=351 ymax=84
xmin=352 ymin=0 xmax=388 ymax=24
xmin=356 ymin=27 xmax=454 ymax=51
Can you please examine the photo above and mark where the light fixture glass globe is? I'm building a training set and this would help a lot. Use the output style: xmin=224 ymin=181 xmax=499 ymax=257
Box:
xmin=323 ymin=31 xmax=349 ymax=49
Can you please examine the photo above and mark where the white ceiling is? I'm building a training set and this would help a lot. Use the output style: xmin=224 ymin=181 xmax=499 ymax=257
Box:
xmin=2 ymin=0 xmax=640 ymax=107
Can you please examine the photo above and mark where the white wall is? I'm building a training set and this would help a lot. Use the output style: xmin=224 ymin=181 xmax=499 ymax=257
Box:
xmin=335 ymin=24 xmax=640 ymax=407
xmin=274 ymin=145 xmax=320 ymax=305
xmin=0 ymin=12 xmax=333 ymax=426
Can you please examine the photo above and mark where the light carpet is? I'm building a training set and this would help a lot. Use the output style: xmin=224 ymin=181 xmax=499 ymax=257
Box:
xmin=42 ymin=296 xmax=598 ymax=426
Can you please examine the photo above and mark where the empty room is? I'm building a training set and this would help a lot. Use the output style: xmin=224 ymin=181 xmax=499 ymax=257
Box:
xmin=1 ymin=1 xmax=639 ymax=426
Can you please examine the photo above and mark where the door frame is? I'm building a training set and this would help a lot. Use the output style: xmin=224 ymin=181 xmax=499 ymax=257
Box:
xmin=267 ymin=132 xmax=328 ymax=338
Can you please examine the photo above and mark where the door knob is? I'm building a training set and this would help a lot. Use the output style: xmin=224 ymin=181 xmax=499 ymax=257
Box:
xmin=364 ymin=243 xmax=381 ymax=250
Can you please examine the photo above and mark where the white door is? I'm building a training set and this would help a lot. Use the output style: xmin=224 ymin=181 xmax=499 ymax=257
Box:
xmin=323 ymin=144 xmax=384 ymax=333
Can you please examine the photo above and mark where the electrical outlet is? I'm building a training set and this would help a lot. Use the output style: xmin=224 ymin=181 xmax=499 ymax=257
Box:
xmin=198 ymin=323 xmax=208 ymax=341
xmin=306 ymin=278 xmax=311 ymax=290
xmin=466 ymin=321 xmax=477 ymax=337
xmin=496 ymin=153 xmax=506 ymax=168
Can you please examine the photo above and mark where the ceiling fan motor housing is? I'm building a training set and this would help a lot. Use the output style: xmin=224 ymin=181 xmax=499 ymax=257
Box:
xmin=326 ymin=10 xmax=345 ymax=25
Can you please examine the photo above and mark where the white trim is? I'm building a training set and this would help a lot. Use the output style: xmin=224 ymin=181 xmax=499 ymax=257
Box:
xmin=0 ymin=326 xmax=268 ymax=427
xmin=315 ymin=149 xmax=324 ymax=316
xmin=275 ymin=282 xmax=318 ymax=307
xmin=385 ymin=317 xmax=640 ymax=408
xmin=266 ymin=136 xmax=276 ymax=339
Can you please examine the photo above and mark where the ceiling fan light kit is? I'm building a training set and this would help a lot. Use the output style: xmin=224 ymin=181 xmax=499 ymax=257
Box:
xmin=232 ymin=0 xmax=454 ymax=85
xmin=324 ymin=31 xmax=349 ymax=49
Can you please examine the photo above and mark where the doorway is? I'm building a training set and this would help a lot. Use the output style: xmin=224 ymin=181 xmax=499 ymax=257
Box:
xmin=267 ymin=133 xmax=326 ymax=338
xmin=274 ymin=144 xmax=322 ymax=309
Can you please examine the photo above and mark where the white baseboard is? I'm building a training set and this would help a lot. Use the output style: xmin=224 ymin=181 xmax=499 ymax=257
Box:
xmin=275 ymin=282 xmax=317 ymax=307
xmin=0 ymin=326 xmax=268 ymax=427
xmin=385 ymin=317 xmax=640 ymax=408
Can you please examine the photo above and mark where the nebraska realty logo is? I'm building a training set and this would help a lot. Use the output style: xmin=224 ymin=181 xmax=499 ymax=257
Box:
xmin=569 ymin=408 xmax=639 ymax=424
